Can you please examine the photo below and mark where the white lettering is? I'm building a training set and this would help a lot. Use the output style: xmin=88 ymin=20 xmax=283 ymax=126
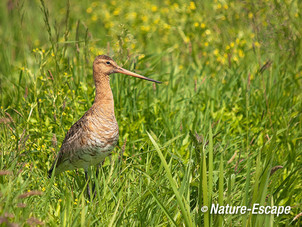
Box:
xmin=265 ymin=206 xmax=271 ymax=214
xmin=258 ymin=206 xmax=264 ymax=214
xmin=218 ymin=206 xmax=224 ymax=214
xmin=252 ymin=203 xmax=259 ymax=214
xmin=229 ymin=206 xmax=235 ymax=214
xmin=211 ymin=204 xmax=219 ymax=214
xmin=277 ymin=206 xmax=284 ymax=217
xmin=225 ymin=204 xmax=230 ymax=214
xmin=240 ymin=206 xmax=247 ymax=214
xmin=284 ymin=206 xmax=291 ymax=214
xmin=208 ymin=204 xmax=291 ymax=215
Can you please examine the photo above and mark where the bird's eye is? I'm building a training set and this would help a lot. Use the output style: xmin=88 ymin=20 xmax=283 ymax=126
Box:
xmin=106 ymin=61 xmax=111 ymax=65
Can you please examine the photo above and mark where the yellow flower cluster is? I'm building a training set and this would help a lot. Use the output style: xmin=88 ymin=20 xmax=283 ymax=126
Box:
xmin=78 ymin=0 xmax=269 ymax=69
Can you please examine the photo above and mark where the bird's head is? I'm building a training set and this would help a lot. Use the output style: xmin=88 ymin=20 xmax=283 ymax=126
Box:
xmin=93 ymin=55 xmax=161 ymax=83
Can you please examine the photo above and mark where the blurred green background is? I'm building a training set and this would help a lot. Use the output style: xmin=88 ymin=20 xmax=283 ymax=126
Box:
xmin=0 ymin=0 xmax=301 ymax=226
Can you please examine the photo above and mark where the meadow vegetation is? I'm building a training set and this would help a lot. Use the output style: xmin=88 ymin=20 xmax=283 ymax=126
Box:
xmin=0 ymin=0 xmax=301 ymax=226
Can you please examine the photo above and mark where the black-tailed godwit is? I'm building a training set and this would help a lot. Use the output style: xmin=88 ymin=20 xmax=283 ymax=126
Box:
xmin=48 ymin=55 xmax=161 ymax=197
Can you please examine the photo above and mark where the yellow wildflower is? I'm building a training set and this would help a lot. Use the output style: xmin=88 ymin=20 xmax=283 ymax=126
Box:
xmin=140 ymin=25 xmax=150 ymax=32
xmin=161 ymin=8 xmax=169 ymax=13
xmin=151 ymin=6 xmax=158 ymax=12
xmin=190 ymin=2 xmax=196 ymax=10
xmin=221 ymin=59 xmax=226 ymax=65
xmin=91 ymin=14 xmax=98 ymax=21
xmin=128 ymin=12 xmax=137 ymax=20
xmin=91 ymin=2 xmax=98 ymax=7
xmin=238 ymin=49 xmax=244 ymax=58
xmin=254 ymin=41 xmax=260 ymax=47
xmin=138 ymin=54 xmax=145 ymax=60
xmin=86 ymin=7 xmax=92 ymax=14
xmin=184 ymin=36 xmax=190 ymax=43
xmin=104 ymin=21 xmax=113 ymax=28
xmin=173 ymin=3 xmax=179 ymax=9
xmin=113 ymin=8 xmax=120 ymax=16
xmin=163 ymin=23 xmax=171 ymax=30
xmin=105 ymin=12 xmax=110 ymax=20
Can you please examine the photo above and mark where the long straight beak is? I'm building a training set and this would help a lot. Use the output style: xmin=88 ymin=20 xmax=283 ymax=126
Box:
xmin=114 ymin=67 xmax=162 ymax=84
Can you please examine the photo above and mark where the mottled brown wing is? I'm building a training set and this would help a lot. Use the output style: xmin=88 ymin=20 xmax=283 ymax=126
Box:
xmin=48 ymin=115 xmax=88 ymax=176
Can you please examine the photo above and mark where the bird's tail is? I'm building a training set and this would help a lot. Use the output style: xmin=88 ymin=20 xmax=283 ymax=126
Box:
xmin=48 ymin=157 xmax=58 ymax=178
xmin=48 ymin=168 xmax=54 ymax=178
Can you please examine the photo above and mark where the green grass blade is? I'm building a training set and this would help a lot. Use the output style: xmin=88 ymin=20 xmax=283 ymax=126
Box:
xmin=148 ymin=189 xmax=177 ymax=226
xmin=108 ymin=199 xmax=120 ymax=227
xmin=218 ymin=154 xmax=224 ymax=227
xmin=202 ymin=147 xmax=209 ymax=227
xmin=208 ymin=122 xmax=213 ymax=225
xmin=148 ymin=132 xmax=193 ymax=227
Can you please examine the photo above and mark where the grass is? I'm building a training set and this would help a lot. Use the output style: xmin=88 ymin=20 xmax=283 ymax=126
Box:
xmin=0 ymin=0 xmax=302 ymax=226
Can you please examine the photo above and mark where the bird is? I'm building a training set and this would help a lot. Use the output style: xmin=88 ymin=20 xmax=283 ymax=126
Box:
xmin=48 ymin=55 xmax=161 ymax=197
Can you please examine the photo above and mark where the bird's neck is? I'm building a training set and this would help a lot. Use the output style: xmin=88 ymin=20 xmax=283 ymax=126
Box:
xmin=93 ymin=71 xmax=114 ymax=111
